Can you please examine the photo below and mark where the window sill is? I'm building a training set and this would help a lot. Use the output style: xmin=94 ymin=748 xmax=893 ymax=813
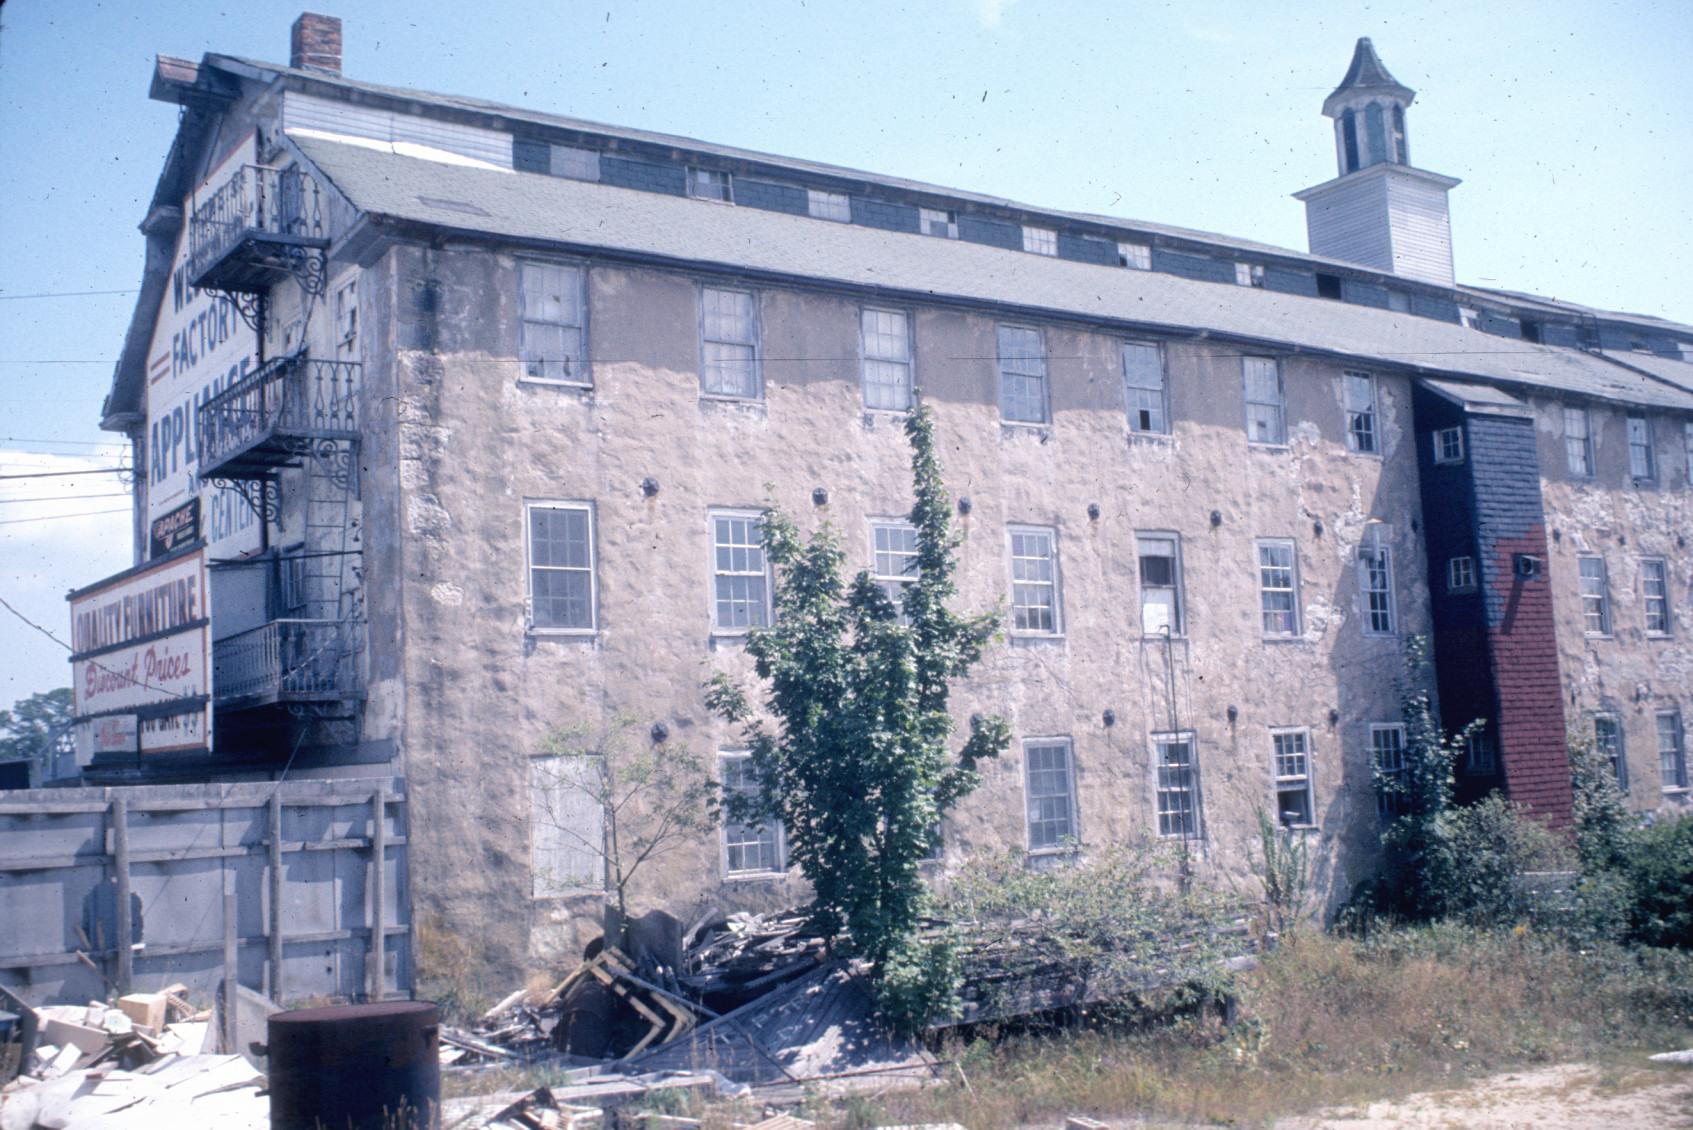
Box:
xmin=1001 ymin=420 xmax=1052 ymax=433
xmin=1346 ymin=448 xmax=1384 ymax=460
xmin=1646 ymin=632 xmax=1673 ymax=640
xmin=1009 ymin=631 xmax=1065 ymax=643
xmin=723 ymin=869 xmax=786 ymax=883
xmin=528 ymin=628 xmax=599 ymax=639
xmin=517 ymin=377 xmax=594 ymax=392
xmin=1659 ymin=787 xmax=1689 ymax=796
xmin=1127 ymin=430 xmax=1173 ymax=442
xmin=1247 ymin=441 xmax=1290 ymax=451
xmin=1262 ymin=634 xmax=1305 ymax=643
xmin=1584 ymin=632 xmax=1614 ymax=641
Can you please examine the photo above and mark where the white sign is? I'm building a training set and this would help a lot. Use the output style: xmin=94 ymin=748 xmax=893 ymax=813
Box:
xmin=143 ymin=133 xmax=263 ymax=558
xmin=69 ymin=548 xmax=212 ymax=756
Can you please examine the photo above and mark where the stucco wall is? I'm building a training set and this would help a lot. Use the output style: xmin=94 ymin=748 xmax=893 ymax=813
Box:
xmin=380 ymin=245 xmax=1435 ymax=981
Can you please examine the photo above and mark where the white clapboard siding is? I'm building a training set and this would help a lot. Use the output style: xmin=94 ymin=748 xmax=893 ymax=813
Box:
xmin=530 ymin=755 xmax=605 ymax=898
xmin=1384 ymin=175 xmax=1456 ymax=287
xmin=284 ymin=92 xmax=513 ymax=169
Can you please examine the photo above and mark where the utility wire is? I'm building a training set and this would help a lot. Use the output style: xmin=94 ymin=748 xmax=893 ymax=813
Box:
xmin=0 ymin=468 xmax=130 ymax=481
xmin=0 ymin=492 xmax=131 ymax=505
xmin=0 ymin=507 xmax=130 ymax=526
xmin=0 ymin=289 xmax=138 ymax=301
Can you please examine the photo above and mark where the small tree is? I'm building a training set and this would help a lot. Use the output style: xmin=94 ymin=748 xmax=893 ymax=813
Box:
xmin=0 ymin=688 xmax=74 ymax=776
xmin=531 ymin=720 xmax=718 ymax=948
xmin=1248 ymin=807 xmax=1310 ymax=938
xmin=706 ymin=403 xmax=1008 ymax=1028
xmin=1374 ymin=636 xmax=1478 ymax=920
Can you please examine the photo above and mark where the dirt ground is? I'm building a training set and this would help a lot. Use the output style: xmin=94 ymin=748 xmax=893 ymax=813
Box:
xmin=1281 ymin=1061 xmax=1693 ymax=1129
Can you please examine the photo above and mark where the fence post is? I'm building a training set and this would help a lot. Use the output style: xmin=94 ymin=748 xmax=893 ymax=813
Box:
xmin=368 ymin=787 xmax=387 ymax=1000
xmin=112 ymin=796 xmax=133 ymax=996
xmin=268 ymin=791 xmax=284 ymax=1004
xmin=223 ymin=869 xmax=238 ymax=1055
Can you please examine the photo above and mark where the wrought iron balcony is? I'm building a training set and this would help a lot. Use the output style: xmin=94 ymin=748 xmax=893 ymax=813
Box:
xmin=188 ymin=164 xmax=328 ymax=296
xmin=213 ymin=619 xmax=362 ymax=707
xmin=197 ymin=353 xmax=360 ymax=480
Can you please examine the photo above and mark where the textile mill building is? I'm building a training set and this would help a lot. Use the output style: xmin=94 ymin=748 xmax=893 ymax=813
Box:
xmin=71 ymin=15 xmax=1693 ymax=983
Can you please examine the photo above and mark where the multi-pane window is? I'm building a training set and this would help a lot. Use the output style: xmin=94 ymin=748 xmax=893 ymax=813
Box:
xmin=1118 ymin=241 xmax=1151 ymax=270
xmin=549 ymin=145 xmax=601 ymax=181
xmin=1234 ymin=262 xmax=1264 ymax=287
xmin=997 ymin=325 xmax=1049 ymax=424
xmin=519 ymin=261 xmax=586 ymax=384
xmin=920 ymin=208 xmax=958 ymax=238
xmin=711 ymin=512 xmax=769 ymax=631
xmin=1658 ymin=711 xmax=1688 ymax=791
xmin=1344 ymin=372 xmax=1379 ymax=454
xmin=1594 ymin=715 xmax=1627 ymax=788
xmin=526 ymin=502 xmax=595 ymax=631
xmin=1271 ymin=730 xmax=1314 ymax=827
xmin=870 ymin=521 xmax=920 ymax=614
xmin=1022 ymin=225 xmax=1057 ymax=255
xmin=1447 ymin=555 xmax=1476 ymax=592
xmin=1154 ymin=733 xmax=1202 ymax=838
xmin=1257 ymin=539 xmax=1300 ymax=637
xmin=1465 ymin=726 xmax=1497 ymax=775
xmin=1242 ymin=357 xmax=1286 ymax=445
xmin=530 ymin=755 xmax=603 ymax=898
xmin=860 ymin=308 xmax=913 ymax=411
xmin=1643 ymin=558 xmax=1672 ymax=635
xmin=1136 ymin=533 xmax=1182 ymax=636
xmin=807 ymin=189 xmax=851 ymax=222
xmin=1579 ymin=556 xmax=1610 ymax=635
xmin=1358 ymin=544 xmax=1395 ymax=634
xmin=1628 ymin=415 xmax=1656 ymax=481
xmin=1008 ymin=526 xmax=1061 ymax=634
xmin=1433 ymin=426 xmax=1465 ymax=463
xmin=700 ymin=287 xmax=759 ymax=398
xmin=1372 ymin=724 xmax=1408 ymax=819
xmin=721 ymin=754 xmax=783 ymax=876
xmin=1122 ymin=342 xmax=1168 ymax=435
xmin=1024 ymin=739 xmax=1076 ymax=850
xmin=1564 ymin=406 xmax=1593 ymax=477
xmin=687 ymin=167 xmax=733 ymax=202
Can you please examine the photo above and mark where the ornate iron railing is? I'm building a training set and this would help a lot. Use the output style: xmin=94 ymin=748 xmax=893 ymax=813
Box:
xmin=189 ymin=164 xmax=326 ymax=284
xmin=198 ymin=354 xmax=361 ymax=471
xmin=214 ymin=619 xmax=360 ymax=703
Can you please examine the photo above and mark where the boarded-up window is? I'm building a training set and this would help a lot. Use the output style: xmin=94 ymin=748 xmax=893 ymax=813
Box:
xmin=530 ymin=756 xmax=604 ymax=898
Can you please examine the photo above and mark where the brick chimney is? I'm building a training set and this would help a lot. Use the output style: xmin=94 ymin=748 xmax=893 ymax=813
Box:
xmin=290 ymin=12 xmax=343 ymax=75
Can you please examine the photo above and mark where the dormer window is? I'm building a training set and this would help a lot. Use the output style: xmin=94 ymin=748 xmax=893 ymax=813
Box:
xmin=687 ymin=167 xmax=733 ymax=203
xmin=1118 ymin=242 xmax=1151 ymax=270
xmin=1022 ymin=226 xmax=1057 ymax=256
xmin=920 ymin=208 xmax=958 ymax=239
xmin=1235 ymin=262 xmax=1265 ymax=288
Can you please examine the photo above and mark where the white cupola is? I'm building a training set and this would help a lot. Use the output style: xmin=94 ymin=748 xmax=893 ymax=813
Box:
xmin=1293 ymin=39 xmax=1460 ymax=286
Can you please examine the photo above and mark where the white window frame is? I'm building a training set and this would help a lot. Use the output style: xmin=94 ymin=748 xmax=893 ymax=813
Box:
xmin=1642 ymin=557 xmax=1672 ymax=636
xmin=720 ymin=752 xmax=785 ymax=878
xmin=807 ymin=188 xmax=851 ymax=222
xmin=530 ymin=754 xmax=605 ymax=898
xmin=1458 ymin=306 xmax=1481 ymax=329
xmin=333 ymin=276 xmax=358 ymax=352
xmin=997 ymin=324 xmax=1050 ymax=425
xmin=1344 ymin=371 xmax=1379 ymax=455
xmin=1118 ymin=241 xmax=1151 ymax=270
xmin=524 ymin=500 xmax=597 ymax=634
xmin=920 ymin=208 xmax=958 ymax=239
xmin=1022 ymin=225 xmax=1057 ymax=256
xmin=1464 ymin=726 xmax=1498 ymax=775
xmin=1153 ymin=731 xmax=1203 ymax=839
xmin=1122 ymin=341 xmax=1169 ymax=436
xmin=1433 ymin=426 xmax=1465 ymax=464
xmin=1271 ymin=728 xmax=1315 ymax=828
xmin=1242 ymin=357 xmax=1286 ymax=446
xmin=1628 ymin=415 xmax=1656 ymax=482
xmin=1658 ymin=710 xmax=1688 ymax=792
xmin=869 ymin=519 xmax=920 ymax=619
xmin=1135 ymin=532 xmax=1183 ymax=638
xmin=710 ymin=509 xmax=771 ymax=634
xmin=519 ymin=260 xmax=589 ymax=386
xmin=1256 ymin=538 xmax=1301 ymax=638
xmin=699 ymin=286 xmax=761 ymax=400
xmin=1578 ymin=555 xmax=1611 ymax=636
xmin=686 ymin=166 xmax=733 ymax=203
xmin=1372 ymin=723 xmax=1408 ymax=819
xmin=1594 ymin=714 xmax=1627 ymax=789
xmin=1234 ymin=261 xmax=1264 ymax=287
xmin=1564 ymin=405 xmax=1593 ymax=478
xmin=1023 ymin=738 xmax=1077 ymax=851
xmin=860 ymin=307 xmax=914 ymax=411
xmin=1007 ymin=524 xmax=1062 ymax=636
xmin=1447 ymin=555 xmax=1476 ymax=593
xmin=1358 ymin=542 xmax=1396 ymax=635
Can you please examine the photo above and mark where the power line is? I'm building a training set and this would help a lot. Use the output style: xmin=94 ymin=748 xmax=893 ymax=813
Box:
xmin=0 ymin=437 xmax=129 ymax=448
xmin=0 ymin=289 xmax=139 ymax=301
xmin=0 ymin=468 xmax=130 ymax=481
xmin=0 ymin=507 xmax=130 ymax=527
xmin=0 ymin=492 xmax=131 ymax=505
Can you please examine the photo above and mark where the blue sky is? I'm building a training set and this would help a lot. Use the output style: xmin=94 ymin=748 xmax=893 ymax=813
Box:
xmin=1 ymin=0 xmax=1690 ymax=703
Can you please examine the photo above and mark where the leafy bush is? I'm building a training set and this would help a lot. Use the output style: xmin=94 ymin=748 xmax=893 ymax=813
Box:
xmin=1436 ymin=793 xmax=1569 ymax=928
xmin=1248 ymin=808 xmax=1311 ymax=937
xmin=1625 ymin=814 xmax=1693 ymax=949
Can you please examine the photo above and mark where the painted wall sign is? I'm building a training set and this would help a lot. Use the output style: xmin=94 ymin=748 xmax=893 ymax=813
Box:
xmin=143 ymin=134 xmax=263 ymax=559
xmin=149 ymin=497 xmax=201 ymax=558
xmin=69 ymin=546 xmax=212 ymax=756
xmin=85 ymin=714 xmax=139 ymax=757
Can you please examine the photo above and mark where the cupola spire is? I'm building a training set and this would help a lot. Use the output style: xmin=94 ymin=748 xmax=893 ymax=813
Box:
xmin=1324 ymin=38 xmax=1415 ymax=174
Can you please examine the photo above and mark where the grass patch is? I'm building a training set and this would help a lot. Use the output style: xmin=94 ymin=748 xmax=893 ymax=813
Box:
xmin=800 ymin=924 xmax=1693 ymax=1129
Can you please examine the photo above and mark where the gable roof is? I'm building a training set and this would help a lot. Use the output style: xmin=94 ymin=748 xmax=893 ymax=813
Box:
xmin=290 ymin=133 xmax=1693 ymax=414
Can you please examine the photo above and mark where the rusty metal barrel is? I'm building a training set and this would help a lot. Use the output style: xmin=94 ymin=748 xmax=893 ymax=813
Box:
xmin=267 ymin=1001 xmax=440 ymax=1130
